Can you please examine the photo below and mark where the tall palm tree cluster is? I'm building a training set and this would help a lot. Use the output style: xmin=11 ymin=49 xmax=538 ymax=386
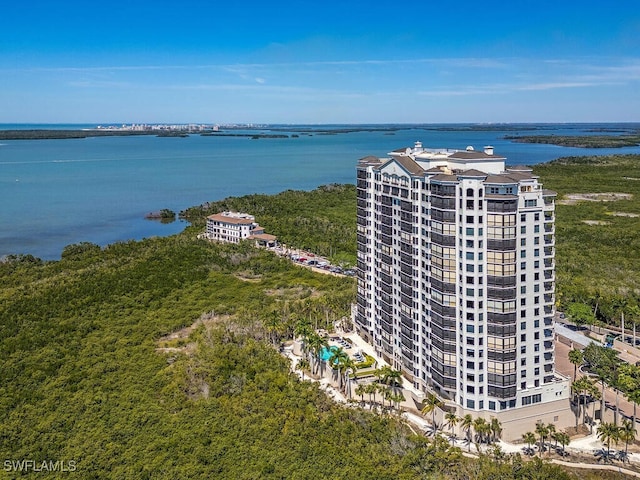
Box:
xmin=420 ymin=397 xmax=503 ymax=452
xmin=596 ymin=419 xmax=637 ymax=463
xmin=522 ymin=422 xmax=570 ymax=458
xmin=262 ymin=296 xmax=350 ymax=347
xmin=569 ymin=345 xmax=640 ymax=437
xmin=354 ymin=381 xmax=405 ymax=412
xmin=293 ymin=318 xmax=407 ymax=404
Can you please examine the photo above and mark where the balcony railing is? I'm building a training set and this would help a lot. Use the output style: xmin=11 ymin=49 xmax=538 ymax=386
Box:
xmin=487 ymin=200 xmax=518 ymax=212
xmin=431 ymin=232 xmax=456 ymax=246
xmin=487 ymin=275 xmax=517 ymax=287
xmin=488 ymin=287 xmax=517 ymax=300
xmin=487 ymin=349 xmax=517 ymax=361
xmin=487 ymin=385 xmax=517 ymax=399
xmin=487 ymin=238 xmax=517 ymax=250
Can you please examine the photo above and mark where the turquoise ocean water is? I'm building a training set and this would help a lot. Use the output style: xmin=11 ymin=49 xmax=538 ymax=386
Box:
xmin=1 ymin=124 xmax=639 ymax=260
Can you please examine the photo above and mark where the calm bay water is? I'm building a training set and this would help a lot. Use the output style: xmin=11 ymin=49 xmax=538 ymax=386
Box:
xmin=2 ymin=123 xmax=639 ymax=260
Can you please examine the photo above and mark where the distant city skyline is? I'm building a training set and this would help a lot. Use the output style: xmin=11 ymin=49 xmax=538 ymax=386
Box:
xmin=1 ymin=0 xmax=638 ymax=124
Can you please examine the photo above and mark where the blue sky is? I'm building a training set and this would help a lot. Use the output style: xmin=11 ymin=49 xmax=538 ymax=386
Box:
xmin=1 ymin=0 xmax=638 ymax=124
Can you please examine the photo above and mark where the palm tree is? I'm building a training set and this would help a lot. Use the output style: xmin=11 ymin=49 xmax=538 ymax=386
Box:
xmin=265 ymin=310 xmax=284 ymax=346
xmin=628 ymin=388 xmax=640 ymax=430
xmin=554 ymin=431 xmax=570 ymax=457
xmin=421 ymin=393 xmax=444 ymax=433
xmin=390 ymin=391 xmax=405 ymax=414
xmin=364 ymin=383 xmax=377 ymax=406
xmin=355 ymin=383 xmax=366 ymax=404
xmin=535 ymin=422 xmax=549 ymax=457
xmin=489 ymin=417 xmax=502 ymax=444
xmin=522 ymin=431 xmax=536 ymax=456
xmin=378 ymin=384 xmax=390 ymax=408
xmin=547 ymin=423 xmax=557 ymax=449
xmin=461 ymin=414 xmax=474 ymax=452
xmin=597 ymin=422 xmax=620 ymax=462
xmin=568 ymin=348 xmax=584 ymax=383
xmin=328 ymin=346 xmax=348 ymax=389
xmin=473 ymin=417 xmax=489 ymax=447
xmin=619 ymin=419 xmax=636 ymax=462
xmin=341 ymin=357 xmax=357 ymax=397
xmin=444 ymin=412 xmax=459 ymax=444
xmin=618 ymin=363 xmax=640 ymax=427
xmin=295 ymin=358 xmax=310 ymax=381
xmin=590 ymin=383 xmax=602 ymax=434
xmin=375 ymin=366 xmax=403 ymax=393
xmin=294 ymin=317 xmax=312 ymax=343
xmin=383 ymin=388 xmax=395 ymax=411
xmin=572 ymin=376 xmax=594 ymax=428
xmin=306 ymin=332 xmax=328 ymax=375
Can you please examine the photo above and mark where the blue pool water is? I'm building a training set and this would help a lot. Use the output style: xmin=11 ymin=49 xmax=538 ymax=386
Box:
xmin=319 ymin=345 xmax=338 ymax=362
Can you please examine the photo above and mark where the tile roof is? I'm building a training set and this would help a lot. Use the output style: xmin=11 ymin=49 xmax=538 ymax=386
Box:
xmin=207 ymin=213 xmax=254 ymax=225
xmin=448 ymin=151 xmax=506 ymax=160
xmin=249 ymin=233 xmax=277 ymax=241
xmin=394 ymin=155 xmax=425 ymax=175
xmin=431 ymin=173 xmax=459 ymax=182
xmin=483 ymin=174 xmax=518 ymax=184
xmin=457 ymin=169 xmax=487 ymax=178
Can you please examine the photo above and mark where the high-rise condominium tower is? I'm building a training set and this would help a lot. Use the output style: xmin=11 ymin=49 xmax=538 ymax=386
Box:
xmin=355 ymin=142 xmax=570 ymax=438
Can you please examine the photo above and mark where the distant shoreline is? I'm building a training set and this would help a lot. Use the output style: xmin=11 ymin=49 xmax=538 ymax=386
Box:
xmin=504 ymin=134 xmax=640 ymax=148
xmin=2 ymin=123 xmax=640 ymax=143
xmin=0 ymin=129 xmax=290 ymax=140
xmin=0 ymin=129 xmax=157 ymax=140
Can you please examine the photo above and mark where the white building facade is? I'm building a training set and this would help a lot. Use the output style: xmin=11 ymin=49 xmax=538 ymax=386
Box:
xmin=206 ymin=212 xmax=275 ymax=246
xmin=355 ymin=142 xmax=571 ymax=439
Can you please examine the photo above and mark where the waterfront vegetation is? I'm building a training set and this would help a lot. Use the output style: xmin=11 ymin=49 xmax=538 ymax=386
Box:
xmin=2 ymin=155 xmax=640 ymax=477
xmin=182 ymin=183 xmax=357 ymax=266
xmin=506 ymin=134 xmax=640 ymax=148
xmin=1 ymin=235 xmax=576 ymax=479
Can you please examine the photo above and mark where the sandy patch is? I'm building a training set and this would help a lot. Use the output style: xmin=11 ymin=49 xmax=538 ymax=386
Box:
xmin=582 ymin=220 xmax=611 ymax=226
xmin=156 ymin=311 xmax=229 ymax=354
xmin=234 ymin=272 xmax=262 ymax=282
xmin=558 ymin=192 xmax=633 ymax=205
xmin=264 ymin=285 xmax=322 ymax=299
xmin=609 ymin=211 xmax=640 ymax=217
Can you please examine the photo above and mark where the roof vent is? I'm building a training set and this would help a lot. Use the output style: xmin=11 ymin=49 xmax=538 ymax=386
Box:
xmin=484 ymin=145 xmax=494 ymax=155
xmin=466 ymin=146 xmax=474 ymax=151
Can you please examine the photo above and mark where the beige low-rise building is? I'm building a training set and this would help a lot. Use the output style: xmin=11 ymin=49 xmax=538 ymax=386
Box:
xmin=205 ymin=211 xmax=276 ymax=247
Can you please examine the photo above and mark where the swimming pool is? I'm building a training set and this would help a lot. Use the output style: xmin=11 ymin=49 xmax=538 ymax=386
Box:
xmin=319 ymin=345 xmax=338 ymax=361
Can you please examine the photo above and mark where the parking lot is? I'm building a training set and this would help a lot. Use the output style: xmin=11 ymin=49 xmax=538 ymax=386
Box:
xmin=286 ymin=250 xmax=355 ymax=277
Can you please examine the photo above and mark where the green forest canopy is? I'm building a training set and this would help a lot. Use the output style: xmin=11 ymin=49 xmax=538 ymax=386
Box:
xmin=1 ymin=235 xmax=579 ymax=479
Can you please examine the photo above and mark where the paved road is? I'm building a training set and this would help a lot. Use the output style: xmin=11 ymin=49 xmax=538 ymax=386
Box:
xmin=555 ymin=325 xmax=639 ymax=430
xmin=555 ymin=322 xmax=599 ymax=349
